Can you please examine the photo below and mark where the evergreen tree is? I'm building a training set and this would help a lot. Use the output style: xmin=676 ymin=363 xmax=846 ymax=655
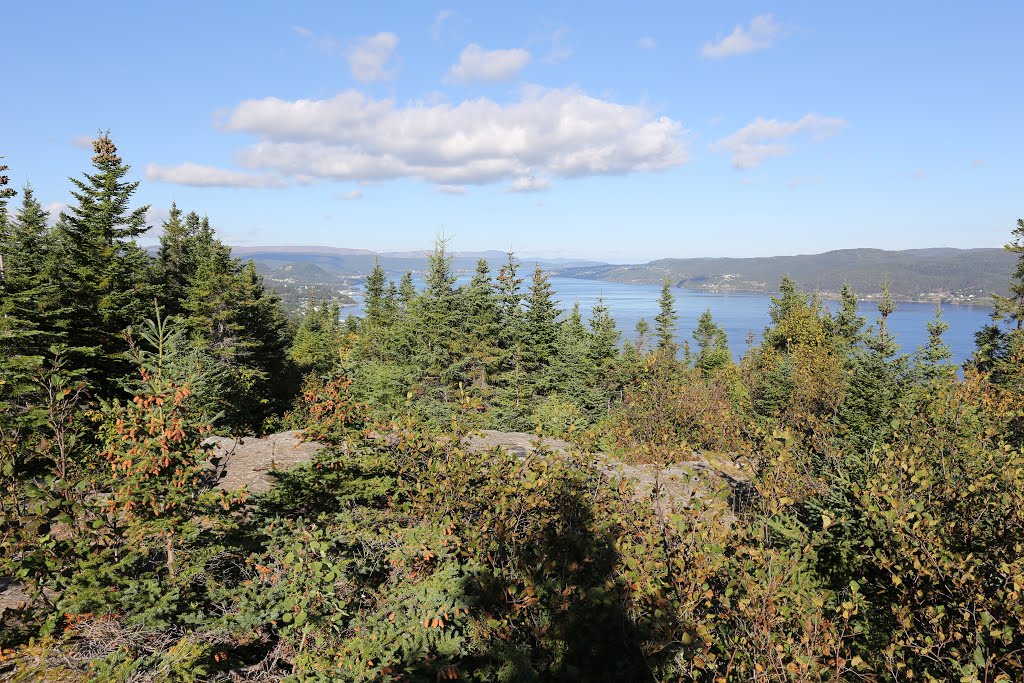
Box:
xmin=829 ymin=282 xmax=865 ymax=350
xmin=179 ymin=223 xmax=295 ymax=431
xmin=153 ymin=203 xmax=202 ymax=315
xmin=693 ymin=309 xmax=730 ymax=374
xmin=491 ymin=252 xmax=529 ymax=427
xmin=973 ymin=219 xmax=1024 ymax=392
xmin=363 ymin=259 xmax=388 ymax=327
xmin=291 ymin=294 xmax=342 ymax=375
xmin=588 ymin=298 xmax=621 ymax=415
xmin=0 ymin=163 xmax=39 ymax=454
xmin=589 ymin=297 xmax=620 ymax=368
xmin=397 ymin=271 xmax=416 ymax=312
xmin=917 ymin=305 xmax=954 ymax=382
xmin=51 ymin=134 xmax=155 ymax=392
xmin=547 ymin=302 xmax=601 ymax=417
xmin=462 ymin=259 xmax=501 ymax=391
xmin=0 ymin=156 xmax=16 ymax=280
xmin=523 ymin=265 xmax=560 ymax=382
xmin=355 ymin=260 xmax=399 ymax=363
xmin=0 ymin=185 xmax=57 ymax=361
xmin=634 ymin=317 xmax=651 ymax=356
xmin=414 ymin=237 xmax=463 ymax=392
xmin=654 ymin=278 xmax=678 ymax=353
xmin=840 ymin=281 xmax=910 ymax=449
xmin=992 ymin=218 xmax=1024 ymax=330
xmin=769 ymin=275 xmax=803 ymax=324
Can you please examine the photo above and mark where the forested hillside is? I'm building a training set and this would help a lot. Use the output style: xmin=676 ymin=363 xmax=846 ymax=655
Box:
xmin=2 ymin=138 xmax=1023 ymax=681
xmin=559 ymin=247 xmax=1017 ymax=304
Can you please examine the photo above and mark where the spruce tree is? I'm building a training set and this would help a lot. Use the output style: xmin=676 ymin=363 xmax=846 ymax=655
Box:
xmin=992 ymin=218 xmax=1024 ymax=330
xmin=588 ymin=298 xmax=621 ymax=415
xmin=547 ymin=302 xmax=601 ymax=417
xmin=918 ymin=305 xmax=954 ymax=382
xmin=840 ymin=281 xmax=910 ymax=450
xmin=491 ymin=252 xmax=529 ymax=428
xmin=829 ymin=282 xmax=865 ymax=350
xmin=415 ymin=237 xmax=463 ymax=392
xmin=51 ymin=133 xmax=155 ymax=392
xmin=0 ymin=184 xmax=56 ymax=359
xmin=693 ymin=309 xmax=730 ymax=374
xmin=634 ymin=317 xmax=651 ymax=355
xmin=654 ymin=278 xmax=678 ymax=353
xmin=363 ymin=259 xmax=388 ymax=327
xmin=973 ymin=218 xmax=1024 ymax=391
xmin=523 ymin=265 xmax=560 ymax=383
xmin=462 ymin=259 xmax=501 ymax=391
xmin=0 ymin=156 xmax=16 ymax=280
xmin=397 ymin=271 xmax=416 ymax=312
xmin=153 ymin=203 xmax=202 ymax=315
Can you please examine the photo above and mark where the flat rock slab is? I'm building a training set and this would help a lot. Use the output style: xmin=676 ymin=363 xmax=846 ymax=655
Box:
xmin=0 ymin=578 xmax=30 ymax=616
xmin=464 ymin=430 xmax=575 ymax=458
xmin=203 ymin=429 xmax=755 ymax=514
xmin=206 ymin=430 xmax=325 ymax=494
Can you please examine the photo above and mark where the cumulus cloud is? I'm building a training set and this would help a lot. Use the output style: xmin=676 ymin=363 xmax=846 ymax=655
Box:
xmin=638 ymin=36 xmax=656 ymax=50
xmin=145 ymin=205 xmax=171 ymax=227
xmin=145 ymin=162 xmax=286 ymax=188
xmin=446 ymin=44 xmax=530 ymax=83
xmin=508 ymin=176 xmax=550 ymax=193
xmin=348 ymin=32 xmax=399 ymax=82
xmin=701 ymin=14 xmax=782 ymax=59
xmin=219 ymin=86 xmax=689 ymax=189
xmin=338 ymin=189 xmax=364 ymax=200
xmin=712 ymin=114 xmax=845 ymax=169
xmin=43 ymin=202 xmax=68 ymax=226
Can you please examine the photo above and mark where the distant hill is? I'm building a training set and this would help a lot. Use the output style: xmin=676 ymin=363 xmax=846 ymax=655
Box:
xmin=554 ymin=248 xmax=1016 ymax=304
xmin=220 ymin=246 xmax=606 ymax=315
xmin=234 ymin=246 xmax=605 ymax=276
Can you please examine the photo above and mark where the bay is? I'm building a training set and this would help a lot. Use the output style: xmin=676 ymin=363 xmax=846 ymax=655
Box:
xmin=341 ymin=275 xmax=996 ymax=364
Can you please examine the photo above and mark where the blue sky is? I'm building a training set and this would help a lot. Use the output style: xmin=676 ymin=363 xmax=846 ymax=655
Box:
xmin=3 ymin=1 xmax=1021 ymax=262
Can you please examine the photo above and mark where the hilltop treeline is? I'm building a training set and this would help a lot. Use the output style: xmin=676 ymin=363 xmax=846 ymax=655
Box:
xmin=1 ymin=138 xmax=1023 ymax=681
xmin=560 ymin=247 xmax=1017 ymax=303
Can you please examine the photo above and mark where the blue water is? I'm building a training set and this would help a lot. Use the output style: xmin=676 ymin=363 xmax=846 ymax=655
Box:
xmin=341 ymin=276 xmax=996 ymax=364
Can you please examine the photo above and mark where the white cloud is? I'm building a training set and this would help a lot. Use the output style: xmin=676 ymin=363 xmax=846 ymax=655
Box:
xmin=348 ymin=32 xmax=399 ymax=82
xmin=145 ymin=205 xmax=171 ymax=227
xmin=338 ymin=189 xmax=364 ymax=200
xmin=145 ymin=162 xmax=287 ymax=188
xmin=971 ymin=159 xmax=985 ymax=168
xmin=508 ymin=176 xmax=550 ymax=193
xmin=638 ymin=36 xmax=656 ymax=50
xmin=220 ymin=86 xmax=689 ymax=189
xmin=446 ymin=44 xmax=530 ymax=83
xmin=437 ymin=185 xmax=466 ymax=195
xmin=432 ymin=10 xmax=455 ymax=42
xmin=701 ymin=14 xmax=782 ymax=59
xmin=292 ymin=25 xmax=341 ymax=57
xmin=72 ymin=135 xmax=93 ymax=149
xmin=712 ymin=114 xmax=845 ymax=169
xmin=43 ymin=202 xmax=68 ymax=226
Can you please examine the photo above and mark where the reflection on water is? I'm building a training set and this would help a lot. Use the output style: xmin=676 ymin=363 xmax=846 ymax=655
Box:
xmin=340 ymin=275 xmax=996 ymax=364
